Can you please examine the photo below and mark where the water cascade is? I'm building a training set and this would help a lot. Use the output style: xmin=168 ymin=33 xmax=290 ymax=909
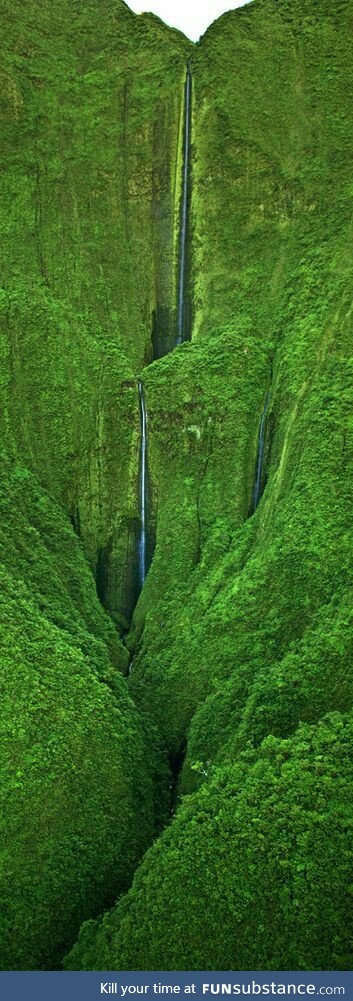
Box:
xmin=138 ymin=380 xmax=148 ymax=590
xmin=176 ymin=63 xmax=192 ymax=345
xmin=252 ymin=392 xmax=270 ymax=513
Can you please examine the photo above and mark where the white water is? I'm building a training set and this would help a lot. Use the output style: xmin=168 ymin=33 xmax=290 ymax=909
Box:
xmin=177 ymin=64 xmax=192 ymax=345
xmin=253 ymin=393 xmax=270 ymax=511
xmin=138 ymin=381 xmax=147 ymax=587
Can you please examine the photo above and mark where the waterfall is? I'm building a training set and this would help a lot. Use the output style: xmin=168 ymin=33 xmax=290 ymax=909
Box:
xmin=177 ymin=63 xmax=192 ymax=346
xmin=252 ymin=392 xmax=270 ymax=512
xmin=138 ymin=380 xmax=147 ymax=589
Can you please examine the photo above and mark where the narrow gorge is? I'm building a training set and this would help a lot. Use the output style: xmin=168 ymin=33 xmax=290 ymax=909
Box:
xmin=1 ymin=0 xmax=353 ymax=976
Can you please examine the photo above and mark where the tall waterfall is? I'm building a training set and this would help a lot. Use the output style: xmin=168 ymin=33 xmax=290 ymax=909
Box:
xmin=177 ymin=63 xmax=192 ymax=345
xmin=252 ymin=392 xmax=270 ymax=512
xmin=138 ymin=380 xmax=147 ymax=589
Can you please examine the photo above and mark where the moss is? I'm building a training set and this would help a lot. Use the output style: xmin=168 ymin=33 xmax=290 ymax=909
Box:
xmin=68 ymin=0 xmax=353 ymax=971
xmin=0 ymin=0 xmax=191 ymax=624
xmin=3 ymin=0 xmax=353 ymax=974
xmin=0 ymin=0 xmax=189 ymax=969
xmin=124 ymin=0 xmax=353 ymax=757
xmin=66 ymin=714 xmax=353 ymax=971
xmin=0 ymin=459 xmax=167 ymax=970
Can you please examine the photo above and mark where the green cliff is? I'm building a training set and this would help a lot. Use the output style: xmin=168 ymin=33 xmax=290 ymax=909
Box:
xmin=1 ymin=0 xmax=353 ymax=973
xmin=0 ymin=0 xmax=189 ymax=969
xmin=1 ymin=0 xmax=190 ymax=627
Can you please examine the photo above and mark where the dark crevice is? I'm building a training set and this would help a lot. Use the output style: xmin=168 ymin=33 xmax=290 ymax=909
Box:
xmin=169 ymin=740 xmax=187 ymax=814
xmin=93 ymin=379 xmax=158 ymax=634
xmin=249 ymin=363 xmax=275 ymax=518
xmin=250 ymin=391 xmax=271 ymax=515
xmin=94 ymin=520 xmax=143 ymax=629
xmin=70 ymin=506 xmax=81 ymax=537
xmin=151 ymin=306 xmax=175 ymax=360
xmin=95 ymin=539 xmax=113 ymax=607
xmin=150 ymin=63 xmax=193 ymax=363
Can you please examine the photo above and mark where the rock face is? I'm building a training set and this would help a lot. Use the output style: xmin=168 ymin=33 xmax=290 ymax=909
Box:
xmin=0 ymin=0 xmax=188 ymax=971
xmin=67 ymin=715 xmax=353 ymax=972
xmin=2 ymin=0 xmax=353 ymax=973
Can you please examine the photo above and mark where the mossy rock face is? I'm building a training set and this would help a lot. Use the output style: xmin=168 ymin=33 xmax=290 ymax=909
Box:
xmin=65 ymin=714 xmax=353 ymax=971
xmin=0 ymin=0 xmax=189 ymax=970
xmin=3 ymin=0 xmax=353 ymax=974
xmin=126 ymin=0 xmax=353 ymax=763
xmin=0 ymin=0 xmax=191 ymax=625
xmin=0 ymin=463 xmax=162 ymax=970
xmin=69 ymin=0 xmax=353 ymax=972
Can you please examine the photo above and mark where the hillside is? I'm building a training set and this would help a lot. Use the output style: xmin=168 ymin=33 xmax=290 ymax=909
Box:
xmin=0 ymin=0 xmax=189 ymax=970
xmin=1 ymin=0 xmax=353 ymax=972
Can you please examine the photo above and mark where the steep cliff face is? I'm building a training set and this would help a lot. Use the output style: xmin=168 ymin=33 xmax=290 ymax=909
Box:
xmin=0 ymin=0 xmax=188 ymax=971
xmin=126 ymin=0 xmax=353 ymax=754
xmin=1 ymin=0 xmax=190 ymax=626
xmin=67 ymin=715 xmax=353 ymax=972
xmin=0 ymin=457 xmax=164 ymax=971
xmin=67 ymin=0 xmax=353 ymax=971
xmin=2 ymin=0 xmax=353 ymax=974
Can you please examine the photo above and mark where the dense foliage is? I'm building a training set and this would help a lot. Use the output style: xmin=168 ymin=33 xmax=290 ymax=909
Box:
xmin=66 ymin=714 xmax=353 ymax=971
xmin=0 ymin=0 xmax=187 ymax=970
xmin=1 ymin=0 xmax=189 ymax=626
xmin=0 ymin=460 xmax=164 ymax=969
xmin=68 ymin=0 xmax=353 ymax=971
xmin=2 ymin=0 xmax=353 ymax=973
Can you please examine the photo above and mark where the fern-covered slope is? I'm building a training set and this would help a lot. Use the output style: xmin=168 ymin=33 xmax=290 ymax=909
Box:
xmin=66 ymin=0 xmax=353 ymax=971
xmin=0 ymin=0 xmax=188 ymax=970
xmin=1 ymin=0 xmax=190 ymax=625
xmin=2 ymin=0 xmax=353 ymax=973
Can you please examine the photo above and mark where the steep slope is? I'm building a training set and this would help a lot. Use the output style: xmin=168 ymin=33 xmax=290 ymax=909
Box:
xmin=1 ymin=0 xmax=190 ymax=625
xmin=67 ymin=714 xmax=353 ymax=971
xmin=0 ymin=0 xmax=189 ymax=971
xmin=3 ymin=0 xmax=353 ymax=974
xmin=0 ymin=459 xmax=163 ymax=970
xmin=127 ymin=0 xmax=353 ymax=748
xmin=66 ymin=0 xmax=353 ymax=971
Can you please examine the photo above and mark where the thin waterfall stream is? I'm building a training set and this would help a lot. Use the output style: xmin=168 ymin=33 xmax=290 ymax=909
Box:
xmin=252 ymin=392 xmax=270 ymax=513
xmin=177 ymin=62 xmax=192 ymax=345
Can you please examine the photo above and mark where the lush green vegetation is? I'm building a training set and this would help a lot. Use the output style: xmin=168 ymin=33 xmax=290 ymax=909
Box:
xmin=1 ymin=0 xmax=353 ymax=973
xmin=0 ymin=0 xmax=188 ymax=970
xmin=0 ymin=459 xmax=166 ymax=969
xmin=1 ymin=0 xmax=190 ymax=627
xmin=66 ymin=714 xmax=353 ymax=971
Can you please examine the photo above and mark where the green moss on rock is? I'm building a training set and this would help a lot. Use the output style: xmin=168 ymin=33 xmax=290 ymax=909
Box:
xmin=66 ymin=714 xmax=353 ymax=971
xmin=3 ymin=0 xmax=353 ymax=974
